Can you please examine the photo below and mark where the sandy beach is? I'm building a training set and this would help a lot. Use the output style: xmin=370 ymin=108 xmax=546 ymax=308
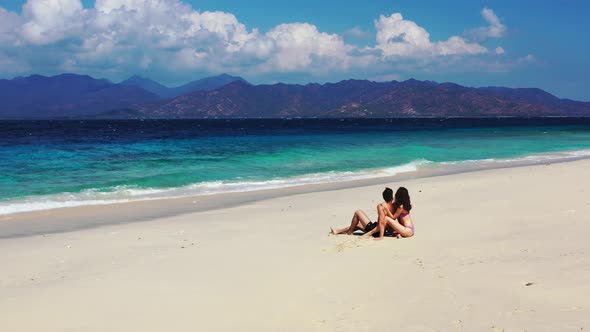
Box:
xmin=1 ymin=159 xmax=589 ymax=331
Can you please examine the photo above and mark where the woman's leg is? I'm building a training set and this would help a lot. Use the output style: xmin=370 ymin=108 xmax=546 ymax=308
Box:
xmin=365 ymin=209 xmax=404 ymax=239
xmin=331 ymin=209 xmax=371 ymax=235
xmin=380 ymin=216 xmax=413 ymax=238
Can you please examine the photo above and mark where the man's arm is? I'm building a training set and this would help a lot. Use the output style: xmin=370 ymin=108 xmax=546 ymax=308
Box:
xmin=374 ymin=204 xmax=387 ymax=240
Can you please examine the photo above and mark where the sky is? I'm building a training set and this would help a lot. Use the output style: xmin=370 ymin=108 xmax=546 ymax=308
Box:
xmin=0 ymin=0 xmax=588 ymax=100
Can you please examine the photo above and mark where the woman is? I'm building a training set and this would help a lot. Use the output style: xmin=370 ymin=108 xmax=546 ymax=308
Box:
xmin=365 ymin=187 xmax=414 ymax=240
xmin=330 ymin=187 xmax=395 ymax=235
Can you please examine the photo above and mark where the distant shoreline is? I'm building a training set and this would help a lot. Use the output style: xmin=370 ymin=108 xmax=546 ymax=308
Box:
xmin=3 ymin=116 xmax=590 ymax=120
xmin=2 ymin=154 xmax=589 ymax=239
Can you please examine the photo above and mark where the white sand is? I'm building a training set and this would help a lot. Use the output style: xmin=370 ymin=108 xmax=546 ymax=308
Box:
xmin=1 ymin=160 xmax=589 ymax=331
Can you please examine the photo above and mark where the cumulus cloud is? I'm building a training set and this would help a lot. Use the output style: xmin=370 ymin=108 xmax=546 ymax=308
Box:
xmin=2 ymin=0 xmax=358 ymax=77
xmin=374 ymin=13 xmax=487 ymax=58
xmin=262 ymin=23 xmax=353 ymax=71
xmin=465 ymin=7 xmax=506 ymax=41
xmin=22 ymin=0 xmax=84 ymax=45
xmin=495 ymin=46 xmax=505 ymax=54
xmin=0 ymin=1 xmax=515 ymax=83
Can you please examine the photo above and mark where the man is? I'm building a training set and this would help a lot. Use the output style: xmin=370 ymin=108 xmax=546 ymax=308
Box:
xmin=329 ymin=187 xmax=395 ymax=236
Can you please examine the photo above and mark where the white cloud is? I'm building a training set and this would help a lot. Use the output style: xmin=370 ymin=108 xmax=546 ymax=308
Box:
xmin=495 ymin=46 xmax=505 ymax=54
xmin=54 ymin=0 xmax=260 ymax=73
xmin=0 ymin=7 xmax=23 ymax=46
xmin=435 ymin=36 xmax=487 ymax=55
xmin=343 ymin=26 xmax=372 ymax=39
xmin=95 ymin=0 xmax=165 ymax=12
xmin=481 ymin=8 xmax=506 ymax=37
xmin=465 ymin=7 xmax=506 ymax=41
xmin=0 ymin=2 xmax=518 ymax=83
xmin=22 ymin=0 xmax=84 ymax=45
xmin=374 ymin=13 xmax=487 ymax=57
xmin=0 ymin=50 xmax=32 ymax=73
xmin=371 ymin=73 xmax=400 ymax=82
xmin=261 ymin=23 xmax=353 ymax=72
xmin=194 ymin=11 xmax=254 ymax=52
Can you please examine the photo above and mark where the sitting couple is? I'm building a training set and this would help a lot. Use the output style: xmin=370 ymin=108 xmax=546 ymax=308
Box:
xmin=330 ymin=187 xmax=414 ymax=240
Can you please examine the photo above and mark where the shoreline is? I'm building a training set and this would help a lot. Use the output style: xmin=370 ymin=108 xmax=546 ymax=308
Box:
xmin=3 ymin=115 xmax=590 ymax=120
xmin=2 ymin=154 xmax=590 ymax=238
xmin=3 ymin=118 xmax=590 ymax=219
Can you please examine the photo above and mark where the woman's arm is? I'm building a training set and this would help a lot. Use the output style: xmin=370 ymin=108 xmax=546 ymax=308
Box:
xmin=375 ymin=204 xmax=392 ymax=223
xmin=393 ymin=207 xmax=404 ymax=219
xmin=386 ymin=204 xmax=405 ymax=220
xmin=378 ymin=203 xmax=395 ymax=218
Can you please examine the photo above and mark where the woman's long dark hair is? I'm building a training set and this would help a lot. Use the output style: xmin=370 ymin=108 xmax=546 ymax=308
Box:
xmin=393 ymin=187 xmax=412 ymax=212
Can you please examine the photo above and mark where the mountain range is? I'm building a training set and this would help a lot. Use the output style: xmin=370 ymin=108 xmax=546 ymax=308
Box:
xmin=120 ymin=73 xmax=247 ymax=99
xmin=0 ymin=74 xmax=588 ymax=119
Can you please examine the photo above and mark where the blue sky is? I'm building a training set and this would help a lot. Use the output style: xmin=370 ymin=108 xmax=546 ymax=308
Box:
xmin=1 ymin=0 xmax=589 ymax=100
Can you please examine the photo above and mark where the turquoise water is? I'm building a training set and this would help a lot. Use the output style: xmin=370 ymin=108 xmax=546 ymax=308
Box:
xmin=1 ymin=119 xmax=590 ymax=214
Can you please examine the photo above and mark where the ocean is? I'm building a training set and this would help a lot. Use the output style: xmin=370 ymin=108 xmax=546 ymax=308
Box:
xmin=2 ymin=118 xmax=590 ymax=215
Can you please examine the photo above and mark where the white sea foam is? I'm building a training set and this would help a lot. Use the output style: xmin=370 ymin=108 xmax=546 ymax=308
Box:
xmin=439 ymin=149 xmax=590 ymax=166
xmin=0 ymin=198 xmax=132 ymax=216
xmin=1 ymin=150 xmax=590 ymax=216
xmin=0 ymin=160 xmax=428 ymax=215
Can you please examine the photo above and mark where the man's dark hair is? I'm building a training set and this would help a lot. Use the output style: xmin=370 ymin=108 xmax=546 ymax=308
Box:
xmin=382 ymin=187 xmax=394 ymax=202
